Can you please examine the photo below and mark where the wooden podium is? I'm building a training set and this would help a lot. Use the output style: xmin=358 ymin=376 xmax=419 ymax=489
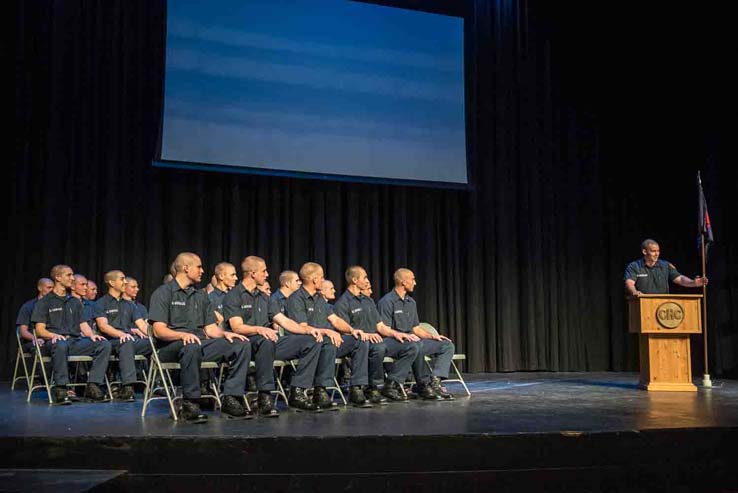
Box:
xmin=628 ymin=294 xmax=702 ymax=392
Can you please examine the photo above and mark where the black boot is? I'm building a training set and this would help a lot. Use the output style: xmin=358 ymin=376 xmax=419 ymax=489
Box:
xmin=83 ymin=382 xmax=110 ymax=403
xmin=380 ymin=380 xmax=408 ymax=402
xmin=180 ymin=399 xmax=208 ymax=423
xmin=415 ymin=382 xmax=443 ymax=401
xmin=289 ymin=387 xmax=320 ymax=412
xmin=430 ymin=376 xmax=455 ymax=400
xmin=364 ymin=386 xmax=388 ymax=405
xmin=257 ymin=392 xmax=280 ymax=418
xmin=51 ymin=386 xmax=72 ymax=405
xmin=117 ymin=385 xmax=136 ymax=402
xmin=313 ymin=386 xmax=339 ymax=411
xmin=349 ymin=386 xmax=373 ymax=408
xmin=221 ymin=395 xmax=252 ymax=420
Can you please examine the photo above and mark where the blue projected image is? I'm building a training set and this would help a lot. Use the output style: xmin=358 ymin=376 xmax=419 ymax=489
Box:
xmin=159 ymin=0 xmax=467 ymax=185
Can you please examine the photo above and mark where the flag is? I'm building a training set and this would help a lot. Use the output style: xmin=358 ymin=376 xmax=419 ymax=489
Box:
xmin=697 ymin=172 xmax=714 ymax=257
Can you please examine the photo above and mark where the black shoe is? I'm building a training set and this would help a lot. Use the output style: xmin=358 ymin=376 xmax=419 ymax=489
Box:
xmin=180 ymin=399 xmax=208 ymax=423
xmin=117 ymin=385 xmax=136 ymax=402
xmin=416 ymin=382 xmax=443 ymax=401
xmin=83 ymin=382 xmax=110 ymax=403
xmin=349 ymin=386 xmax=373 ymax=408
xmin=381 ymin=380 xmax=408 ymax=402
xmin=430 ymin=376 xmax=455 ymax=400
xmin=257 ymin=392 xmax=280 ymax=417
xmin=364 ymin=386 xmax=388 ymax=405
xmin=221 ymin=395 xmax=251 ymax=420
xmin=289 ymin=387 xmax=320 ymax=412
xmin=51 ymin=386 xmax=72 ymax=405
xmin=313 ymin=386 xmax=339 ymax=411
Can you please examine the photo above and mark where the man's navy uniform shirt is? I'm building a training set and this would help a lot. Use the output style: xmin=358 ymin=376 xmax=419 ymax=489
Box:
xmin=286 ymin=286 xmax=333 ymax=329
xmin=624 ymin=259 xmax=681 ymax=294
xmin=93 ymin=293 xmax=139 ymax=333
xmin=130 ymin=301 xmax=148 ymax=325
xmin=30 ymin=291 xmax=84 ymax=337
xmin=15 ymin=298 xmax=38 ymax=331
xmin=148 ymin=280 xmax=216 ymax=339
xmin=377 ymin=289 xmax=420 ymax=334
xmin=270 ymin=290 xmax=290 ymax=316
xmin=208 ymin=287 xmax=227 ymax=315
xmin=222 ymin=282 xmax=280 ymax=330
xmin=334 ymin=290 xmax=380 ymax=334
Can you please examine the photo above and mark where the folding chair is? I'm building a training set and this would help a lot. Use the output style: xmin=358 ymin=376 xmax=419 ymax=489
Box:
xmin=141 ymin=326 xmax=222 ymax=421
xmin=27 ymin=331 xmax=114 ymax=402
xmin=419 ymin=322 xmax=471 ymax=397
xmin=12 ymin=331 xmax=33 ymax=390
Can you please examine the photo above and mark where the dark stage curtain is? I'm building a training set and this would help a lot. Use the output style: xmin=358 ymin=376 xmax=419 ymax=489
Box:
xmin=6 ymin=0 xmax=736 ymax=379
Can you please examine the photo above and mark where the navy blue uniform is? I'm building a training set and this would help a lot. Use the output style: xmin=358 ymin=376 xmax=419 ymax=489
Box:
xmin=287 ymin=286 xmax=369 ymax=387
xmin=30 ymin=292 xmax=111 ymax=387
xmin=208 ymin=287 xmax=227 ymax=316
xmin=148 ymin=280 xmax=250 ymax=400
xmin=16 ymin=298 xmax=38 ymax=352
xmin=377 ymin=289 xmax=454 ymax=383
xmin=94 ymin=293 xmax=152 ymax=385
xmin=334 ymin=290 xmax=419 ymax=387
xmin=624 ymin=259 xmax=681 ymax=294
xmin=223 ymin=283 xmax=320 ymax=391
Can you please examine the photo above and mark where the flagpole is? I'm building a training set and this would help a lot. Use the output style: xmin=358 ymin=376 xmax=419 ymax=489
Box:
xmin=698 ymin=170 xmax=712 ymax=388
xmin=700 ymin=229 xmax=711 ymax=388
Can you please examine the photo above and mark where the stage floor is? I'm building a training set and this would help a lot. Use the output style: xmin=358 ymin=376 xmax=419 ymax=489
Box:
xmin=2 ymin=372 xmax=738 ymax=438
xmin=3 ymin=373 xmax=738 ymax=491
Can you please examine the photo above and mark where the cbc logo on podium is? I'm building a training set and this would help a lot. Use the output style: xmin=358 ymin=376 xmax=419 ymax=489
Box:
xmin=655 ymin=302 xmax=684 ymax=329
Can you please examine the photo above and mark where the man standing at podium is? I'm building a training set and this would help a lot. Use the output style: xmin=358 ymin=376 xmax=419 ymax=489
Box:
xmin=624 ymin=239 xmax=708 ymax=296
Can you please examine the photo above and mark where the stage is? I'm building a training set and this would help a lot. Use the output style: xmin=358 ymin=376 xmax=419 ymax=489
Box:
xmin=2 ymin=372 xmax=738 ymax=491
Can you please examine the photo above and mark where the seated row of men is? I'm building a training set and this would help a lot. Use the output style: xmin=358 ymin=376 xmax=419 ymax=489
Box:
xmin=18 ymin=253 xmax=457 ymax=423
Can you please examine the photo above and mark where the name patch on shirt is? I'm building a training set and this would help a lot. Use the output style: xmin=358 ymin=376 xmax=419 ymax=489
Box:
xmin=351 ymin=308 xmax=362 ymax=314
xmin=171 ymin=301 xmax=186 ymax=306
xmin=241 ymin=304 xmax=252 ymax=309
xmin=49 ymin=308 xmax=63 ymax=313
xmin=394 ymin=310 xmax=403 ymax=314
xmin=636 ymin=274 xmax=648 ymax=278
xmin=105 ymin=309 xmax=119 ymax=314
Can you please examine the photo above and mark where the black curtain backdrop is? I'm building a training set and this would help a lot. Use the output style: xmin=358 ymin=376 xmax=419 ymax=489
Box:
xmin=7 ymin=0 xmax=736 ymax=379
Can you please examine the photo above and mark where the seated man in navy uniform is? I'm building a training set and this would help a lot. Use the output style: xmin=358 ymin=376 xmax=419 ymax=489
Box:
xmin=94 ymin=270 xmax=152 ymax=402
xmin=85 ymin=280 xmax=98 ymax=302
xmin=122 ymin=276 xmax=148 ymax=326
xmin=224 ymin=256 xmax=323 ymax=415
xmin=271 ymin=271 xmax=301 ymax=317
xmin=148 ymin=252 xmax=251 ymax=423
xmin=320 ymin=279 xmax=336 ymax=304
xmin=208 ymin=262 xmax=238 ymax=326
xmin=378 ymin=268 xmax=455 ymax=400
xmin=334 ymin=266 xmax=420 ymax=404
xmin=287 ymin=262 xmax=372 ymax=409
xmin=624 ymin=238 xmax=708 ymax=296
xmin=16 ymin=278 xmax=54 ymax=353
xmin=30 ymin=265 xmax=112 ymax=405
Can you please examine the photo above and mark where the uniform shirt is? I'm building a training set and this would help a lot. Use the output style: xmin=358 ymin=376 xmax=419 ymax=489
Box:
xmin=624 ymin=259 xmax=681 ymax=294
xmin=222 ymin=283 xmax=280 ymax=330
xmin=15 ymin=298 xmax=38 ymax=330
xmin=148 ymin=280 xmax=216 ymax=339
xmin=131 ymin=300 xmax=148 ymax=324
xmin=333 ymin=290 xmax=380 ymax=334
xmin=286 ymin=286 xmax=333 ymax=329
xmin=82 ymin=299 xmax=97 ymax=329
xmin=93 ymin=293 xmax=137 ymax=333
xmin=270 ymin=289 xmax=290 ymax=316
xmin=30 ymin=291 xmax=84 ymax=337
xmin=208 ymin=287 xmax=227 ymax=315
xmin=377 ymin=289 xmax=420 ymax=334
